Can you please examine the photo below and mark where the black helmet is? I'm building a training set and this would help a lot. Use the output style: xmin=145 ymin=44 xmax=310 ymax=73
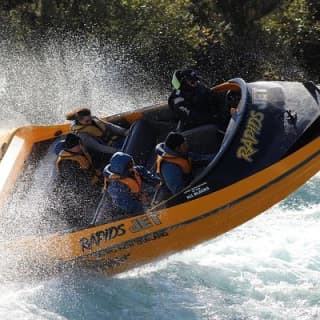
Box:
xmin=165 ymin=132 xmax=186 ymax=150
xmin=171 ymin=69 xmax=199 ymax=89
xmin=181 ymin=69 xmax=199 ymax=82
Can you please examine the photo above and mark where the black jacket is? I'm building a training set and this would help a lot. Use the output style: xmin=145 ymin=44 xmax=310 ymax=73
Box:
xmin=168 ymin=83 xmax=228 ymax=130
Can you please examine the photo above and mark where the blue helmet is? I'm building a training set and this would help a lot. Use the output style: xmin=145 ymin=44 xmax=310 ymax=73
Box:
xmin=109 ymin=152 xmax=133 ymax=176
xmin=54 ymin=140 xmax=65 ymax=155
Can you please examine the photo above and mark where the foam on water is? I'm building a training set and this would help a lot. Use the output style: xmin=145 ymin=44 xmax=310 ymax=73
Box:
xmin=0 ymin=39 xmax=319 ymax=320
xmin=2 ymin=193 xmax=319 ymax=320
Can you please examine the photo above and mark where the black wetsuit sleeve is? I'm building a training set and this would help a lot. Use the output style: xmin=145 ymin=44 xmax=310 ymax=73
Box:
xmin=168 ymin=91 xmax=190 ymax=122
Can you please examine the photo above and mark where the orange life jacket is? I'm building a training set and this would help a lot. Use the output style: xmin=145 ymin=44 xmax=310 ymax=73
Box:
xmin=156 ymin=153 xmax=192 ymax=176
xmin=56 ymin=149 xmax=101 ymax=184
xmin=56 ymin=150 xmax=92 ymax=169
xmin=104 ymin=168 xmax=143 ymax=198
xmin=71 ymin=117 xmax=108 ymax=138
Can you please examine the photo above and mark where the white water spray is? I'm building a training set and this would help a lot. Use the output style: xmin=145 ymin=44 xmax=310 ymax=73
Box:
xmin=0 ymin=38 xmax=167 ymax=280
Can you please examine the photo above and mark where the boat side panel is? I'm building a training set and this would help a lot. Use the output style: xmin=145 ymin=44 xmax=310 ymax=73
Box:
xmin=80 ymin=136 xmax=320 ymax=275
xmin=6 ymin=137 xmax=319 ymax=276
xmin=0 ymin=136 xmax=33 ymax=207
xmin=0 ymin=128 xmax=17 ymax=160
xmin=0 ymin=124 xmax=70 ymax=208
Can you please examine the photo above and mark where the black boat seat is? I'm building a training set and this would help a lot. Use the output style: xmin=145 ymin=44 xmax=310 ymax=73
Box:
xmin=182 ymin=124 xmax=222 ymax=154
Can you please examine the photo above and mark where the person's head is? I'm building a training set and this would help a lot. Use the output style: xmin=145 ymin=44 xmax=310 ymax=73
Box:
xmin=165 ymin=132 xmax=188 ymax=153
xmin=171 ymin=69 xmax=200 ymax=90
xmin=109 ymin=152 xmax=134 ymax=176
xmin=65 ymin=108 xmax=93 ymax=125
xmin=63 ymin=133 xmax=82 ymax=153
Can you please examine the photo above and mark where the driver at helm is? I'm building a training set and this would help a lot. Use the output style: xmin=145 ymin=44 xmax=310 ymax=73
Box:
xmin=168 ymin=69 xmax=227 ymax=131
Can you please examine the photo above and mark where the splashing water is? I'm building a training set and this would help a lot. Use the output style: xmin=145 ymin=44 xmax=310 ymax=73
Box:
xmin=0 ymin=38 xmax=319 ymax=320
xmin=0 ymin=37 xmax=166 ymax=128
xmin=0 ymin=37 xmax=167 ymax=238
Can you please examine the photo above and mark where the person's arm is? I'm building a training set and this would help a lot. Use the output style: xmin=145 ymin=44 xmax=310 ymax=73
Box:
xmin=168 ymin=91 xmax=190 ymax=122
xmin=135 ymin=165 xmax=161 ymax=187
xmin=78 ymin=133 xmax=118 ymax=154
xmin=99 ymin=119 xmax=128 ymax=137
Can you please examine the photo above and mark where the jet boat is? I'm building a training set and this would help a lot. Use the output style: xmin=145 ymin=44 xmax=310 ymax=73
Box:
xmin=0 ymin=78 xmax=319 ymax=277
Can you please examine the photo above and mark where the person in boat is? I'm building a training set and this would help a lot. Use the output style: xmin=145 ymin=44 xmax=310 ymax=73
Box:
xmin=56 ymin=133 xmax=102 ymax=186
xmin=155 ymin=132 xmax=214 ymax=199
xmin=65 ymin=107 xmax=128 ymax=165
xmin=168 ymin=69 xmax=229 ymax=131
xmin=103 ymin=152 xmax=160 ymax=217
xmin=54 ymin=133 xmax=103 ymax=226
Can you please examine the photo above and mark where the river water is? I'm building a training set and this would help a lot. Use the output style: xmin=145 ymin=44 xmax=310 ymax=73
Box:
xmin=0 ymin=41 xmax=319 ymax=320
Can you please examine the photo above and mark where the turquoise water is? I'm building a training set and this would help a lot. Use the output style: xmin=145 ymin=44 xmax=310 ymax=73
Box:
xmin=0 ymin=42 xmax=319 ymax=320
xmin=1 ymin=181 xmax=319 ymax=320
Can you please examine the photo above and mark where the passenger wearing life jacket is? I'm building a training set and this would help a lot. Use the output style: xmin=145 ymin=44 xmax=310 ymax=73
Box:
xmin=155 ymin=132 xmax=214 ymax=198
xmin=65 ymin=108 xmax=128 ymax=161
xmin=56 ymin=133 xmax=102 ymax=188
xmin=103 ymin=152 xmax=160 ymax=216
xmin=54 ymin=133 xmax=103 ymax=227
